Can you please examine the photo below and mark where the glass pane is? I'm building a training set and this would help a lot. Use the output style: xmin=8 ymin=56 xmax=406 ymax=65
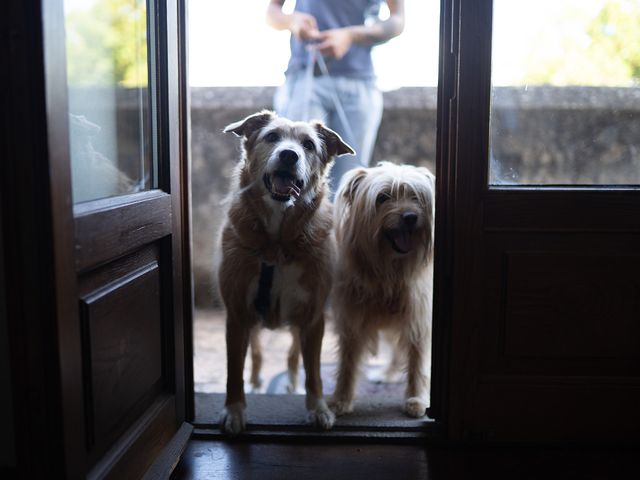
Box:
xmin=64 ymin=0 xmax=152 ymax=203
xmin=490 ymin=0 xmax=640 ymax=186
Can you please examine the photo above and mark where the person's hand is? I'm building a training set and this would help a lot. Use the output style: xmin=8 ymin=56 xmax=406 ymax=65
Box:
xmin=314 ymin=28 xmax=354 ymax=60
xmin=289 ymin=12 xmax=320 ymax=41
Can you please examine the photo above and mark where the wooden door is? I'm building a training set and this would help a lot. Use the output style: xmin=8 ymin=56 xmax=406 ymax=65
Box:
xmin=436 ymin=0 xmax=640 ymax=441
xmin=41 ymin=0 xmax=191 ymax=477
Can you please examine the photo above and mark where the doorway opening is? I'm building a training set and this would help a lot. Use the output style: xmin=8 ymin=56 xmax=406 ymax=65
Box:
xmin=188 ymin=0 xmax=440 ymax=435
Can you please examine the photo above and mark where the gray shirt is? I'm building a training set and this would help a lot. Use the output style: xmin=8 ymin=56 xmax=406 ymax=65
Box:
xmin=286 ymin=0 xmax=382 ymax=80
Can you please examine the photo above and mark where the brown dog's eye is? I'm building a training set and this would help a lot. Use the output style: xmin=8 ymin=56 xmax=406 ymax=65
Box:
xmin=303 ymin=139 xmax=315 ymax=151
xmin=265 ymin=131 xmax=280 ymax=143
xmin=376 ymin=193 xmax=390 ymax=204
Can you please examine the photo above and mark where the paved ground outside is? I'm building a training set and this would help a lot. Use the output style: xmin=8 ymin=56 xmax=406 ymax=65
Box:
xmin=193 ymin=309 xmax=398 ymax=395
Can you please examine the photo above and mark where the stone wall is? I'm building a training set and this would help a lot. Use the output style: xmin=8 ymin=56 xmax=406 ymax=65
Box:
xmin=190 ymin=86 xmax=640 ymax=307
xmin=490 ymin=87 xmax=640 ymax=184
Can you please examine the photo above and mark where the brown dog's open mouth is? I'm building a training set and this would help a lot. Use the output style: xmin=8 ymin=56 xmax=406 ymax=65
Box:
xmin=385 ymin=228 xmax=415 ymax=254
xmin=264 ymin=172 xmax=303 ymax=202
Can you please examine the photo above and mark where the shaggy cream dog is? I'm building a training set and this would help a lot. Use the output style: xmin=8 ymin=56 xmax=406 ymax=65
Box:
xmin=330 ymin=162 xmax=435 ymax=418
xmin=217 ymin=111 xmax=353 ymax=434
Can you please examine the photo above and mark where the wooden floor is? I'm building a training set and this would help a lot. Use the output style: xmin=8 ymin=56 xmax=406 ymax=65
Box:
xmin=173 ymin=439 xmax=639 ymax=479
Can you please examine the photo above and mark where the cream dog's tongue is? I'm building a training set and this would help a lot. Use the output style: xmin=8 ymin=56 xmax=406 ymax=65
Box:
xmin=391 ymin=230 xmax=413 ymax=253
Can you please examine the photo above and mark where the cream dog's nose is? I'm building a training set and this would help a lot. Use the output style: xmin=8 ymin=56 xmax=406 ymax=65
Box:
xmin=403 ymin=212 xmax=418 ymax=229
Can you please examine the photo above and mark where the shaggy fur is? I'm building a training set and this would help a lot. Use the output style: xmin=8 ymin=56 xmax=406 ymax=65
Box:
xmin=216 ymin=110 xmax=353 ymax=434
xmin=330 ymin=162 xmax=435 ymax=418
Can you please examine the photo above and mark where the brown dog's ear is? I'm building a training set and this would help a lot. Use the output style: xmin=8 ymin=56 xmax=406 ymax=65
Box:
xmin=337 ymin=167 xmax=368 ymax=205
xmin=223 ymin=110 xmax=275 ymax=138
xmin=313 ymin=122 xmax=355 ymax=160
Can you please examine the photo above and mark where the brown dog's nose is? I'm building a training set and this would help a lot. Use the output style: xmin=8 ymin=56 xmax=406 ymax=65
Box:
xmin=403 ymin=212 xmax=418 ymax=229
xmin=279 ymin=149 xmax=298 ymax=167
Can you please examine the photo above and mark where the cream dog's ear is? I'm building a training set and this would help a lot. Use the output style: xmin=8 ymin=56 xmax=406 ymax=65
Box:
xmin=418 ymin=166 xmax=436 ymax=189
xmin=223 ymin=110 xmax=275 ymax=138
xmin=312 ymin=122 xmax=355 ymax=160
xmin=337 ymin=167 xmax=368 ymax=205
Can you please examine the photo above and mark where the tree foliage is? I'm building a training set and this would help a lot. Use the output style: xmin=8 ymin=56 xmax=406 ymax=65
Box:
xmin=523 ymin=0 xmax=640 ymax=86
xmin=65 ymin=0 xmax=148 ymax=87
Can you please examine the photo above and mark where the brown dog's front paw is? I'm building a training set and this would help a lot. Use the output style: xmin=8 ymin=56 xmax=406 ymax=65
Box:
xmin=306 ymin=397 xmax=335 ymax=429
xmin=405 ymin=397 xmax=428 ymax=418
xmin=308 ymin=406 xmax=336 ymax=430
xmin=328 ymin=397 xmax=354 ymax=416
xmin=220 ymin=403 xmax=246 ymax=435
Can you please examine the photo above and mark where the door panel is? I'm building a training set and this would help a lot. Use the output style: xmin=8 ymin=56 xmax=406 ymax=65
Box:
xmin=481 ymin=236 xmax=640 ymax=374
xmin=502 ymin=251 xmax=640 ymax=359
xmin=79 ymin=245 xmax=163 ymax=452
xmin=441 ymin=0 xmax=640 ymax=441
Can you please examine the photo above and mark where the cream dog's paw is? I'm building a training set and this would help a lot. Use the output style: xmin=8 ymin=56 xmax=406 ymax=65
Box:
xmin=328 ymin=396 xmax=354 ymax=416
xmin=308 ymin=402 xmax=336 ymax=430
xmin=220 ymin=402 xmax=246 ymax=435
xmin=405 ymin=397 xmax=428 ymax=418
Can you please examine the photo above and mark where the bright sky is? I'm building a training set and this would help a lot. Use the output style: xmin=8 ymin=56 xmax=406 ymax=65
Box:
xmin=188 ymin=0 xmax=441 ymax=90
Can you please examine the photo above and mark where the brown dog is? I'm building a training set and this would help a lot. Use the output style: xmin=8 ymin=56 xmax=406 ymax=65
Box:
xmin=330 ymin=162 xmax=435 ymax=418
xmin=217 ymin=110 xmax=353 ymax=434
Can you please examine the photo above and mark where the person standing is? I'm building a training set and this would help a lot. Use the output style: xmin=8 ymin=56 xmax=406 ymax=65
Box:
xmin=266 ymin=0 xmax=405 ymax=195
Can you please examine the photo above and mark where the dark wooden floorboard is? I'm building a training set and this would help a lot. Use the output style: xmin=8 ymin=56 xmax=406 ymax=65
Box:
xmin=173 ymin=440 xmax=639 ymax=480
xmin=173 ymin=440 xmax=428 ymax=479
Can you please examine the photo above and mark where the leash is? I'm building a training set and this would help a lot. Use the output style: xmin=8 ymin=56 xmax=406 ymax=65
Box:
xmin=301 ymin=46 xmax=356 ymax=145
